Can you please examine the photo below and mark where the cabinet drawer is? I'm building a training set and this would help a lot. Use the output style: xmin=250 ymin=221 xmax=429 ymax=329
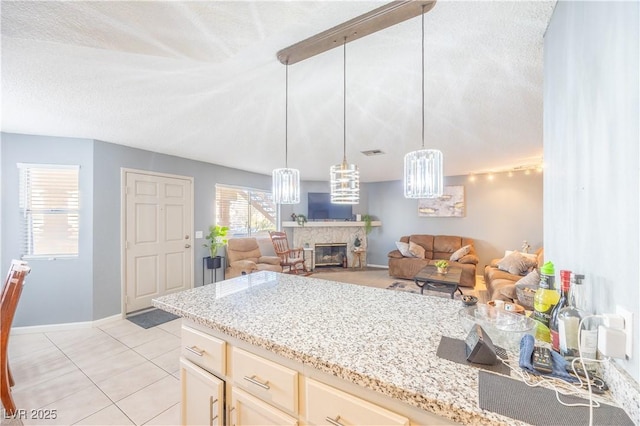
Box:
xmin=232 ymin=347 xmax=298 ymax=414
xmin=181 ymin=325 xmax=226 ymax=375
xmin=305 ymin=378 xmax=409 ymax=426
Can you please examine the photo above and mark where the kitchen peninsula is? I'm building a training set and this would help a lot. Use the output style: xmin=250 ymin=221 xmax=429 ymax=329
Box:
xmin=153 ymin=272 xmax=532 ymax=425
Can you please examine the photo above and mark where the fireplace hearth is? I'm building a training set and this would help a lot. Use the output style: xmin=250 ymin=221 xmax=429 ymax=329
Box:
xmin=315 ymin=243 xmax=347 ymax=267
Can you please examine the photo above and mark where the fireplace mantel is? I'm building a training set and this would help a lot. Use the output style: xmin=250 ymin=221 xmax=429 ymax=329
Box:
xmin=281 ymin=221 xmax=381 ymax=228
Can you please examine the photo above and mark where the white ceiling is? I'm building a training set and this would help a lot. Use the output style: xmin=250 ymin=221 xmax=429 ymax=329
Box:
xmin=1 ymin=0 xmax=556 ymax=182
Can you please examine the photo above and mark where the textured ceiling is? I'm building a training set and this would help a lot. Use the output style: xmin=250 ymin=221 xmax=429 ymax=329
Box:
xmin=1 ymin=0 xmax=556 ymax=182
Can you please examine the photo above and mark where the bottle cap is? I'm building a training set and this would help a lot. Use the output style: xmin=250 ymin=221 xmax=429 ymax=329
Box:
xmin=572 ymin=273 xmax=585 ymax=284
xmin=540 ymin=261 xmax=555 ymax=276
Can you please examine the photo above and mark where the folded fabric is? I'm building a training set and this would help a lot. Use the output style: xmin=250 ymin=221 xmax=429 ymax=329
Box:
xmin=519 ymin=334 xmax=579 ymax=383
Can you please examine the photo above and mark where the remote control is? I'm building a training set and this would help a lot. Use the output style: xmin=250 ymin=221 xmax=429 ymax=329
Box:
xmin=532 ymin=346 xmax=553 ymax=374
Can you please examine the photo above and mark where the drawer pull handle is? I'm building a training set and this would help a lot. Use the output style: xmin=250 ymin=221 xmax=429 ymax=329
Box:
xmin=325 ymin=415 xmax=344 ymax=426
xmin=185 ymin=345 xmax=204 ymax=356
xmin=243 ymin=375 xmax=270 ymax=390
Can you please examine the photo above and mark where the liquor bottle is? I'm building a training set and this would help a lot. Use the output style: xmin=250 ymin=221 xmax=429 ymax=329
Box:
xmin=533 ymin=261 xmax=559 ymax=343
xmin=549 ymin=270 xmax=571 ymax=352
xmin=558 ymin=274 xmax=597 ymax=362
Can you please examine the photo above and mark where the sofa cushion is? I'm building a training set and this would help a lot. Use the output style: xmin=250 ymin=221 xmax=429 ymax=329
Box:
xmin=395 ymin=241 xmax=414 ymax=257
xmin=450 ymin=244 xmax=470 ymax=261
xmin=409 ymin=241 xmax=426 ymax=259
xmin=497 ymin=251 xmax=536 ymax=275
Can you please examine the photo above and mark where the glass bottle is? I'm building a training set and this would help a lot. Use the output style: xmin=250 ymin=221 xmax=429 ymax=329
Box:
xmin=549 ymin=270 xmax=571 ymax=352
xmin=533 ymin=261 xmax=560 ymax=343
xmin=558 ymin=274 xmax=597 ymax=362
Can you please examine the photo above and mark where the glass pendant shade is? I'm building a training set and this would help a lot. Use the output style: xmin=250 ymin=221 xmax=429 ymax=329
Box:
xmin=272 ymin=167 xmax=300 ymax=204
xmin=330 ymin=160 xmax=359 ymax=204
xmin=404 ymin=149 xmax=443 ymax=198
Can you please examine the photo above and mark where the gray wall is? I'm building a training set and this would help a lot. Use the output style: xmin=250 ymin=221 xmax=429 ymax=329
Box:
xmin=544 ymin=0 xmax=639 ymax=380
xmin=363 ymin=173 xmax=543 ymax=269
xmin=2 ymin=134 xmax=273 ymax=326
xmin=1 ymin=133 xmax=95 ymax=326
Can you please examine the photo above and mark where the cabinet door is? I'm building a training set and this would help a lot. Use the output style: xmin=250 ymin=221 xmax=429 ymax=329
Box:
xmin=230 ymin=388 xmax=298 ymax=426
xmin=180 ymin=358 xmax=224 ymax=426
xmin=305 ymin=378 xmax=409 ymax=426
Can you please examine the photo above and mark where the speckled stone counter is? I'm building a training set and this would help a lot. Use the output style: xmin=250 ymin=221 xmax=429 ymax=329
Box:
xmin=152 ymin=271 xmax=630 ymax=425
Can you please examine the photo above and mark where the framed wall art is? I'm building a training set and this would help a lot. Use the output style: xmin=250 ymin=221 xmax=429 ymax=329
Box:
xmin=418 ymin=185 xmax=465 ymax=217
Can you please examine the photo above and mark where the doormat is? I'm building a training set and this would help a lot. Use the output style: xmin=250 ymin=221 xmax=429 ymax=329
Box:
xmin=127 ymin=309 xmax=179 ymax=329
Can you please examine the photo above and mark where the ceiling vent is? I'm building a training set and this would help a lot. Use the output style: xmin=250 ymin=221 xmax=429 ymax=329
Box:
xmin=362 ymin=149 xmax=385 ymax=157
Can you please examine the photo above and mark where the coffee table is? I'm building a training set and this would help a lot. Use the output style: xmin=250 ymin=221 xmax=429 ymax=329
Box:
xmin=413 ymin=265 xmax=462 ymax=299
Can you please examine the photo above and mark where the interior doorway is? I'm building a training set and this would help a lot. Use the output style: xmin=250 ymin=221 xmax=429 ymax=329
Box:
xmin=122 ymin=169 xmax=194 ymax=314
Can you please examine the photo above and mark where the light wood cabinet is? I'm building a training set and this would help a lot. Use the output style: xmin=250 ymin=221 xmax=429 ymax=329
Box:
xmin=181 ymin=320 xmax=457 ymax=426
xmin=230 ymin=388 xmax=298 ymax=426
xmin=180 ymin=357 xmax=225 ymax=426
xmin=305 ymin=378 xmax=409 ymax=426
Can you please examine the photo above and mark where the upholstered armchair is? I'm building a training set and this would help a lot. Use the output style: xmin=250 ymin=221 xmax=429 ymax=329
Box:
xmin=225 ymin=237 xmax=282 ymax=278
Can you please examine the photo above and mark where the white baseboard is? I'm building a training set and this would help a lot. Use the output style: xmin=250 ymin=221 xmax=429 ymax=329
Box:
xmin=366 ymin=264 xmax=388 ymax=269
xmin=11 ymin=313 xmax=122 ymax=334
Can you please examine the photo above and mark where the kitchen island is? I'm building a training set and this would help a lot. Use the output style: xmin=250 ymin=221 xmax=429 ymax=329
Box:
xmin=153 ymin=271 xmax=527 ymax=425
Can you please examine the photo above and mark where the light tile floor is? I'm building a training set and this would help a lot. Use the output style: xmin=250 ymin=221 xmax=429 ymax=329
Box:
xmin=1 ymin=318 xmax=182 ymax=426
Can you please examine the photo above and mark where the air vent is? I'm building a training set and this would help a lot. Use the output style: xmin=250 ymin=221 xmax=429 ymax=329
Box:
xmin=361 ymin=149 xmax=385 ymax=157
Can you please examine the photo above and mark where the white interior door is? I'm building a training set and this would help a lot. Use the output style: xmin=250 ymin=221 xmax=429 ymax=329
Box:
xmin=124 ymin=170 xmax=193 ymax=313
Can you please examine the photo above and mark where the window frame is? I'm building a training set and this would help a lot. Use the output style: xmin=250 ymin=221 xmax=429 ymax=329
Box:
xmin=18 ymin=163 xmax=80 ymax=259
xmin=215 ymin=183 xmax=278 ymax=238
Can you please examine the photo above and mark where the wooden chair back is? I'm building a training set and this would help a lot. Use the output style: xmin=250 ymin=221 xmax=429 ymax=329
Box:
xmin=269 ymin=231 xmax=291 ymax=256
xmin=1 ymin=263 xmax=30 ymax=416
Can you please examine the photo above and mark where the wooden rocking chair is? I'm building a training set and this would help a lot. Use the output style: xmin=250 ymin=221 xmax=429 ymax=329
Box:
xmin=269 ymin=231 xmax=309 ymax=275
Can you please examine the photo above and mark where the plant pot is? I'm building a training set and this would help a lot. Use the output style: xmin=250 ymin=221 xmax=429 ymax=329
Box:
xmin=206 ymin=256 xmax=222 ymax=270
xmin=437 ymin=267 xmax=448 ymax=274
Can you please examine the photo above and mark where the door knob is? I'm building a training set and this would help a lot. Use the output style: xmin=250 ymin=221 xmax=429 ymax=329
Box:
xmin=185 ymin=244 xmax=191 ymax=248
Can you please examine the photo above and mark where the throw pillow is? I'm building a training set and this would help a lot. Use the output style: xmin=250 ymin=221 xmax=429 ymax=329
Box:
xmin=497 ymin=251 xmax=537 ymax=275
xmin=504 ymin=249 xmax=538 ymax=263
xmin=409 ymin=241 xmax=426 ymax=259
xmin=450 ymin=244 xmax=471 ymax=261
xmin=395 ymin=241 xmax=414 ymax=258
xmin=515 ymin=269 xmax=540 ymax=287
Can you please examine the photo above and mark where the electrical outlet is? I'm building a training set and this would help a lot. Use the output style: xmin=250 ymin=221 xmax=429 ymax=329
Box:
xmin=616 ymin=305 xmax=633 ymax=359
xmin=195 ymin=231 xmax=203 ymax=239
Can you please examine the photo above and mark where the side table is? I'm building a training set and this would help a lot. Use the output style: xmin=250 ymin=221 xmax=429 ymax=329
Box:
xmin=352 ymin=248 xmax=366 ymax=269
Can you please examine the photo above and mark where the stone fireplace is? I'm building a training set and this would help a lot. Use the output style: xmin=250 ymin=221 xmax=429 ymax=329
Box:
xmin=281 ymin=220 xmax=381 ymax=269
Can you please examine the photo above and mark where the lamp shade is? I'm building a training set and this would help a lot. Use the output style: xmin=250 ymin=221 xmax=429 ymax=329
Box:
xmin=330 ymin=161 xmax=359 ymax=204
xmin=272 ymin=167 xmax=300 ymax=204
xmin=404 ymin=149 xmax=443 ymax=198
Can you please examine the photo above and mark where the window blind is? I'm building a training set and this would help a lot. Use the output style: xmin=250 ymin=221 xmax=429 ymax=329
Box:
xmin=18 ymin=164 xmax=80 ymax=258
xmin=215 ymin=184 xmax=277 ymax=238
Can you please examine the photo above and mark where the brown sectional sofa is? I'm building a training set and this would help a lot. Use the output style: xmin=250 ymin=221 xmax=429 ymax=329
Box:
xmin=484 ymin=248 xmax=544 ymax=304
xmin=388 ymin=235 xmax=479 ymax=288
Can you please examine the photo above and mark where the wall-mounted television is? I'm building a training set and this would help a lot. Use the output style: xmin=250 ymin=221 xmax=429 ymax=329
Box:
xmin=307 ymin=193 xmax=353 ymax=221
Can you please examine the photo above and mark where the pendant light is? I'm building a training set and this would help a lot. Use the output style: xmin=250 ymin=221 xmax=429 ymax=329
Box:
xmin=272 ymin=62 xmax=300 ymax=204
xmin=404 ymin=6 xmax=443 ymax=199
xmin=330 ymin=38 xmax=360 ymax=204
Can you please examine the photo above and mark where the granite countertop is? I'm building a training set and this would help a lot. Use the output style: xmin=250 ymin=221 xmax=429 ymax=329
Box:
xmin=153 ymin=271 xmax=526 ymax=425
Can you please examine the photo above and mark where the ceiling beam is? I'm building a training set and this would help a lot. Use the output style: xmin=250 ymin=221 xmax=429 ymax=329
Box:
xmin=277 ymin=0 xmax=437 ymax=65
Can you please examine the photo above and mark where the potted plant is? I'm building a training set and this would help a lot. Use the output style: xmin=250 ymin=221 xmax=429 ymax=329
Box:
xmin=203 ymin=225 xmax=229 ymax=269
xmin=362 ymin=214 xmax=373 ymax=235
xmin=435 ymin=260 xmax=449 ymax=274
xmin=295 ymin=214 xmax=308 ymax=227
